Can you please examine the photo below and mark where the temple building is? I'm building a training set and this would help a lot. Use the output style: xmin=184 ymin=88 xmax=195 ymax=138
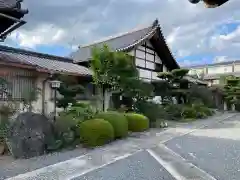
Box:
xmin=71 ymin=19 xmax=179 ymax=83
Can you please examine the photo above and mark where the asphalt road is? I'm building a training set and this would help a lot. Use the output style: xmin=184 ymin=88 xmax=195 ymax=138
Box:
xmin=165 ymin=114 xmax=240 ymax=180
xmin=72 ymin=150 xmax=175 ymax=180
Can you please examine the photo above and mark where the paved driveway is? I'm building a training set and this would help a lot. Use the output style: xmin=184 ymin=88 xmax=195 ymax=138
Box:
xmin=165 ymin=113 xmax=240 ymax=180
xmin=2 ymin=112 xmax=239 ymax=180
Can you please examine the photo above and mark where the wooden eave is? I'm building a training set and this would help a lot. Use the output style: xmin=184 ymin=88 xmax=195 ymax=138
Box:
xmin=0 ymin=8 xmax=28 ymax=40
xmin=149 ymin=27 xmax=179 ymax=70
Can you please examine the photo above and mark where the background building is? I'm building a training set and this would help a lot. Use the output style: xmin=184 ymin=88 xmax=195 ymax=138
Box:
xmin=187 ymin=60 xmax=240 ymax=86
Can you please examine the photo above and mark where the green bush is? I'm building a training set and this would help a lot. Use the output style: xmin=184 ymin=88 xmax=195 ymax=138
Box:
xmin=192 ymin=103 xmax=214 ymax=117
xmin=134 ymin=100 xmax=167 ymax=126
xmin=79 ymin=119 xmax=114 ymax=147
xmin=95 ymin=111 xmax=128 ymax=138
xmin=164 ymin=104 xmax=184 ymax=120
xmin=125 ymin=113 xmax=150 ymax=132
xmin=67 ymin=102 xmax=97 ymax=121
xmin=201 ymin=107 xmax=214 ymax=116
xmin=54 ymin=114 xmax=78 ymax=146
xmin=196 ymin=111 xmax=207 ymax=119
xmin=181 ymin=106 xmax=197 ymax=119
xmin=55 ymin=114 xmax=78 ymax=133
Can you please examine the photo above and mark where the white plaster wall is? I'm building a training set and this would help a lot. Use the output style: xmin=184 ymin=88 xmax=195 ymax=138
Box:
xmin=155 ymin=55 xmax=162 ymax=64
xmin=207 ymin=65 xmax=233 ymax=75
xmin=234 ymin=64 xmax=240 ymax=72
xmin=163 ymin=65 xmax=167 ymax=72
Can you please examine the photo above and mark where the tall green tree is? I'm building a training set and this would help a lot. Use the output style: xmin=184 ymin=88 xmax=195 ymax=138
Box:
xmin=157 ymin=69 xmax=190 ymax=104
xmin=222 ymin=76 xmax=240 ymax=110
xmin=90 ymin=45 xmax=154 ymax=109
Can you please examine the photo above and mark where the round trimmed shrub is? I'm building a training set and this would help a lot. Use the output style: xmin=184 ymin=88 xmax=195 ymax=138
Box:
xmin=125 ymin=113 xmax=150 ymax=132
xmin=95 ymin=111 xmax=128 ymax=138
xmin=79 ymin=119 xmax=114 ymax=147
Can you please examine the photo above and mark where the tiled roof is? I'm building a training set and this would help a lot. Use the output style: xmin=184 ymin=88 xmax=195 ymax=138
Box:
xmin=71 ymin=25 xmax=155 ymax=63
xmin=71 ymin=19 xmax=179 ymax=70
xmin=0 ymin=45 xmax=92 ymax=76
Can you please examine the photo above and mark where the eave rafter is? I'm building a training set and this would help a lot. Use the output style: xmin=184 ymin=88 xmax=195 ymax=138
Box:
xmin=0 ymin=0 xmax=28 ymax=41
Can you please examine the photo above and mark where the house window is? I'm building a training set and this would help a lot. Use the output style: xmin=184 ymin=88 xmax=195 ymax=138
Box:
xmin=0 ymin=75 xmax=35 ymax=101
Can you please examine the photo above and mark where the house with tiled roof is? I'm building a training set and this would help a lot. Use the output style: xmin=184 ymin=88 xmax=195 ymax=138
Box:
xmin=72 ymin=19 xmax=179 ymax=83
xmin=71 ymin=19 xmax=207 ymax=110
xmin=0 ymin=0 xmax=28 ymax=41
xmin=0 ymin=45 xmax=92 ymax=115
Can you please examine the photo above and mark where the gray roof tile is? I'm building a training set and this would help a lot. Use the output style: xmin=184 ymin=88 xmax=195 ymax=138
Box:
xmin=71 ymin=25 xmax=154 ymax=62
xmin=0 ymin=46 xmax=92 ymax=76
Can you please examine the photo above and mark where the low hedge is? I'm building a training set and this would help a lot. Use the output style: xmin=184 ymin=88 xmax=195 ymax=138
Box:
xmin=125 ymin=113 xmax=149 ymax=132
xmin=95 ymin=111 xmax=128 ymax=139
xmin=79 ymin=119 xmax=114 ymax=147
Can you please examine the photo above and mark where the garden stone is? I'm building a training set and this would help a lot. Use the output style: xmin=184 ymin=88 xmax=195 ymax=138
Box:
xmin=6 ymin=112 xmax=54 ymax=159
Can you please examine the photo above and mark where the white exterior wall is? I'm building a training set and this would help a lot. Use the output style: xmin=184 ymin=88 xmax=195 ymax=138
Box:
xmin=128 ymin=40 xmax=167 ymax=82
xmin=207 ymin=65 xmax=233 ymax=75
xmin=234 ymin=63 xmax=240 ymax=72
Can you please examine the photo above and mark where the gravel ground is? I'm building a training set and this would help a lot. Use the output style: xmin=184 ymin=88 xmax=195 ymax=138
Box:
xmin=165 ymin=114 xmax=240 ymax=180
xmin=71 ymin=150 xmax=175 ymax=180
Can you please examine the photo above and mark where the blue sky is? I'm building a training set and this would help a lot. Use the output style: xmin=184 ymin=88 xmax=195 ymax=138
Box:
xmin=178 ymin=22 xmax=240 ymax=66
xmin=2 ymin=0 xmax=240 ymax=67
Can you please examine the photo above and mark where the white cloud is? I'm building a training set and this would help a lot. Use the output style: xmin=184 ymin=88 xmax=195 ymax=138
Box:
xmin=9 ymin=24 xmax=66 ymax=48
xmin=3 ymin=0 xmax=240 ymax=65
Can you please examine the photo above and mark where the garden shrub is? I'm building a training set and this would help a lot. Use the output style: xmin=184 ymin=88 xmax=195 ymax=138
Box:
xmin=192 ymin=103 xmax=214 ymax=117
xmin=181 ymin=106 xmax=197 ymax=119
xmin=54 ymin=114 xmax=78 ymax=146
xmin=201 ymin=107 xmax=214 ymax=116
xmin=134 ymin=100 xmax=166 ymax=126
xmin=196 ymin=111 xmax=207 ymax=119
xmin=164 ymin=104 xmax=184 ymax=120
xmin=125 ymin=113 xmax=150 ymax=132
xmin=55 ymin=113 xmax=77 ymax=133
xmin=79 ymin=119 xmax=114 ymax=147
xmin=95 ymin=111 xmax=128 ymax=138
xmin=67 ymin=102 xmax=97 ymax=121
